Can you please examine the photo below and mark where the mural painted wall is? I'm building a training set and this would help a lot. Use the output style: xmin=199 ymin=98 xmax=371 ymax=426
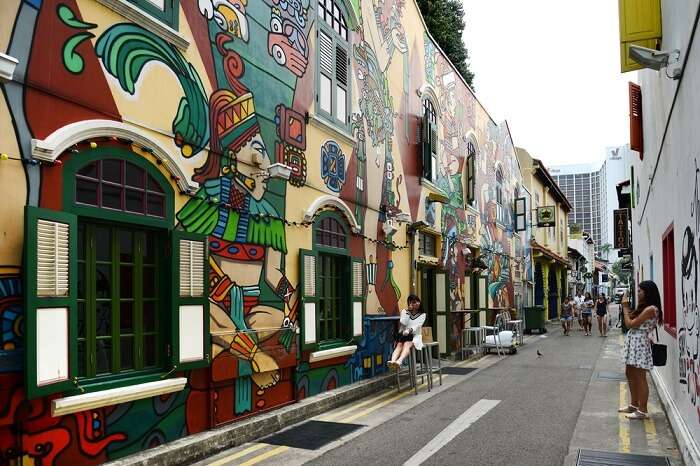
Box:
xmin=0 ymin=0 xmax=530 ymax=463
xmin=628 ymin=1 xmax=700 ymax=459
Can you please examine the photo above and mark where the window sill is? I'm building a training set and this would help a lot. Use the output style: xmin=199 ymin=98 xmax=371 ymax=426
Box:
xmin=420 ymin=178 xmax=448 ymax=197
xmin=51 ymin=377 xmax=187 ymax=417
xmin=95 ymin=0 xmax=189 ymax=50
xmin=308 ymin=113 xmax=354 ymax=146
xmin=309 ymin=345 xmax=357 ymax=363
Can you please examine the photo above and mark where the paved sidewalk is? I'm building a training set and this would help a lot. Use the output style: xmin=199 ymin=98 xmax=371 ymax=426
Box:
xmin=564 ymin=325 xmax=682 ymax=465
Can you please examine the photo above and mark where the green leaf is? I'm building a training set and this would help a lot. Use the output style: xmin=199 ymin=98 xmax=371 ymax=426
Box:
xmin=62 ymin=32 xmax=94 ymax=74
xmin=57 ymin=4 xmax=97 ymax=30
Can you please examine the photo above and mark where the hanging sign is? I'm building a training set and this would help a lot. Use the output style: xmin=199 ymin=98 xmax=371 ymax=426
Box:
xmin=536 ymin=206 xmax=556 ymax=227
xmin=614 ymin=209 xmax=630 ymax=249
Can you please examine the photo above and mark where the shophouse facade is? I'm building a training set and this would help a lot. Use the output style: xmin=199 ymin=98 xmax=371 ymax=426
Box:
xmin=568 ymin=231 xmax=595 ymax=296
xmin=618 ymin=0 xmax=700 ymax=462
xmin=0 ymin=0 xmax=530 ymax=463
xmin=517 ymin=148 xmax=571 ymax=321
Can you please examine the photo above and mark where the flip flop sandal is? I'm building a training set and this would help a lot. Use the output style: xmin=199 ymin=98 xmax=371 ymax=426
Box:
xmin=618 ymin=405 xmax=637 ymax=413
xmin=625 ymin=410 xmax=648 ymax=419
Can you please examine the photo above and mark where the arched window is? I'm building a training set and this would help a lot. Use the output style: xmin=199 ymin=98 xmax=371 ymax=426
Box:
xmin=318 ymin=0 xmax=348 ymax=39
xmin=315 ymin=215 xmax=347 ymax=249
xmin=423 ymin=98 xmax=437 ymax=125
xmin=317 ymin=0 xmax=350 ymax=128
xmin=23 ymin=146 xmax=209 ymax=399
xmin=75 ymin=159 xmax=166 ymax=217
xmin=495 ymin=167 xmax=504 ymax=206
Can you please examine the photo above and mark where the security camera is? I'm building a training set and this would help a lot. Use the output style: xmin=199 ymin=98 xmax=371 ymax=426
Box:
xmin=629 ymin=44 xmax=680 ymax=71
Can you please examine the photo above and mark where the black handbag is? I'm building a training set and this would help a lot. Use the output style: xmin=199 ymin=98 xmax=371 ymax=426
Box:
xmin=651 ymin=326 xmax=667 ymax=367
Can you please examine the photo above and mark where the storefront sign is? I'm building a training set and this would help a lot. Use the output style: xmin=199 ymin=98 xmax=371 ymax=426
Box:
xmin=614 ymin=209 xmax=630 ymax=249
xmin=536 ymin=206 xmax=556 ymax=227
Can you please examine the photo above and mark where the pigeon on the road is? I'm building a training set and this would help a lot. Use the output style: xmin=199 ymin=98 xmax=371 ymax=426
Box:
xmin=537 ymin=350 xmax=543 ymax=358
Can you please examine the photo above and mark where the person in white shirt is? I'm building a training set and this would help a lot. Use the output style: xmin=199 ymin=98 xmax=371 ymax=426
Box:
xmin=574 ymin=292 xmax=585 ymax=331
xmin=388 ymin=294 xmax=426 ymax=370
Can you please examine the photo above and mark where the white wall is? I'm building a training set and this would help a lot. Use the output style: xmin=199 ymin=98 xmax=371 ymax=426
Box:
xmin=631 ymin=1 xmax=700 ymax=459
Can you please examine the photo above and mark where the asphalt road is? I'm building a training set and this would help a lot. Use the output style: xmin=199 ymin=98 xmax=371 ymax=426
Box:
xmin=306 ymin=324 xmax=606 ymax=466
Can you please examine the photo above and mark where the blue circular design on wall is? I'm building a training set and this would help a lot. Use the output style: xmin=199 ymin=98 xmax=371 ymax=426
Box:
xmin=321 ymin=141 xmax=346 ymax=193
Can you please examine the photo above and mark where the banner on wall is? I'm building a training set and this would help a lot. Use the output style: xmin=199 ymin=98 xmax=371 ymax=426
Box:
xmin=614 ymin=209 xmax=630 ymax=249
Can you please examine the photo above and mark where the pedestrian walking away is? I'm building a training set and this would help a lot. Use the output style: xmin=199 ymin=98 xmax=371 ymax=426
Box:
xmin=561 ymin=296 xmax=574 ymax=335
xmin=595 ymin=293 xmax=608 ymax=337
xmin=619 ymin=281 xmax=663 ymax=420
xmin=581 ymin=292 xmax=594 ymax=336
xmin=388 ymin=295 xmax=426 ymax=370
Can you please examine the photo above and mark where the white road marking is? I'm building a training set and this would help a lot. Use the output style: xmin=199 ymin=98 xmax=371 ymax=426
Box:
xmin=403 ymin=399 xmax=501 ymax=466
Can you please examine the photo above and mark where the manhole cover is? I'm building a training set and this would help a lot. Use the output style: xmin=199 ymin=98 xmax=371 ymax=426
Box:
xmin=577 ymin=449 xmax=670 ymax=465
xmin=261 ymin=420 xmax=362 ymax=450
xmin=596 ymin=371 xmax=626 ymax=381
xmin=441 ymin=367 xmax=477 ymax=375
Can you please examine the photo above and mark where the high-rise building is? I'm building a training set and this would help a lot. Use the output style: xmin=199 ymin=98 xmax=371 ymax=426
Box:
xmin=550 ymin=145 xmax=633 ymax=258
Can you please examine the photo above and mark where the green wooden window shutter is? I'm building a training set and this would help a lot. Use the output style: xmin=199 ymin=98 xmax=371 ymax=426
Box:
xmin=170 ymin=230 xmax=210 ymax=371
xmin=24 ymin=206 xmax=78 ymax=399
xmin=618 ymin=0 xmax=662 ymax=72
xmin=351 ymin=257 xmax=365 ymax=338
xmin=514 ymin=197 xmax=527 ymax=232
xmin=466 ymin=154 xmax=476 ymax=204
xmin=300 ymin=249 xmax=318 ymax=349
xmin=422 ymin=108 xmax=431 ymax=180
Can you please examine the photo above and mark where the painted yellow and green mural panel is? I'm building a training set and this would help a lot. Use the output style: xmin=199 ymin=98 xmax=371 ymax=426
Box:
xmin=0 ymin=0 xmax=530 ymax=463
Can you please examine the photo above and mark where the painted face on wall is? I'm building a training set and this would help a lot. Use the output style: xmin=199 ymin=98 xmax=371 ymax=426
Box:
xmin=226 ymin=134 xmax=270 ymax=201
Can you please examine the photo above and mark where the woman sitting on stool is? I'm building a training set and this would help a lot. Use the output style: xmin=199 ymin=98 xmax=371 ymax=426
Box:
xmin=388 ymin=294 xmax=426 ymax=370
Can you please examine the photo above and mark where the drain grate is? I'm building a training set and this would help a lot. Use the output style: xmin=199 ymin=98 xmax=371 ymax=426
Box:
xmin=261 ymin=420 xmax=362 ymax=450
xmin=577 ymin=449 xmax=670 ymax=465
xmin=441 ymin=367 xmax=477 ymax=375
xmin=596 ymin=371 xmax=626 ymax=381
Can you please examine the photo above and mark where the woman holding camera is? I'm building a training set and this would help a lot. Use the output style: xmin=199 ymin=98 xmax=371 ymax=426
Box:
xmin=619 ymin=281 xmax=662 ymax=419
xmin=388 ymin=295 xmax=426 ymax=370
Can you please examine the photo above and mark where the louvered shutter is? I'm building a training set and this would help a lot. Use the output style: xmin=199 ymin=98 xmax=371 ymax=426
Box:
xmin=514 ymin=197 xmax=527 ymax=232
xmin=629 ymin=82 xmax=644 ymax=157
xmin=24 ymin=207 xmax=77 ymax=398
xmin=422 ymin=108 xmax=431 ymax=180
xmin=335 ymin=44 xmax=348 ymax=123
xmin=300 ymin=249 xmax=318 ymax=348
xmin=318 ymin=29 xmax=334 ymax=115
xmin=466 ymin=154 xmax=475 ymax=205
xmin=351 ymin=258 xmax=365 ymax=337
xmin=171 ymin=230 xmax=210 ymax=371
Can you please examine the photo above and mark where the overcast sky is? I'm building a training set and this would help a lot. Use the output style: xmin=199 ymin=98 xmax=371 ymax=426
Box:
xmin=462 ymin=0 xmax=637 ymax=167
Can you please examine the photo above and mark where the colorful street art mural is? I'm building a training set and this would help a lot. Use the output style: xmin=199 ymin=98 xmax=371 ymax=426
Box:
xmin=0 ymin=0 xmax=530 ymax=462
xmin=680 ymin=161 xmax=700 ymax=422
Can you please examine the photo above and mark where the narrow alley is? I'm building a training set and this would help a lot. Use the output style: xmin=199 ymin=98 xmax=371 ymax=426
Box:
xmin=195 ymin=307 xmax=680 ymax=466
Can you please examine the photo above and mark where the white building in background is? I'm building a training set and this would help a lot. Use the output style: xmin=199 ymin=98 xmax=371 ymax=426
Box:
xmin=550 ymin=145 xmax=633 ymax=259
xmin=618 ymin=0 xmax=700 ymax=462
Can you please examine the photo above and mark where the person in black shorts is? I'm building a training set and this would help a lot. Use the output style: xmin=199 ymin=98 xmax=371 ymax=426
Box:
xmin=595 ymin=293 xmax=608 ymax=337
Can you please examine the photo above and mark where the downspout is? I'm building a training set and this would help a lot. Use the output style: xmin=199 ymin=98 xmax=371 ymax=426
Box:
xmin=408 ymin=227 xmax=416 ymax=294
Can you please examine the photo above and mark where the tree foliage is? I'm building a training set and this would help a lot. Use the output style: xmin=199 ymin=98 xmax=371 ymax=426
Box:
xmin=417 ymin=0 xmax=475 ymax=88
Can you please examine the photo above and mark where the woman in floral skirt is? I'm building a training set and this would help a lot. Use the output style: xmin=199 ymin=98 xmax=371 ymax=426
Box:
xmin=619 ymin=281 xmax=663 ymax=419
